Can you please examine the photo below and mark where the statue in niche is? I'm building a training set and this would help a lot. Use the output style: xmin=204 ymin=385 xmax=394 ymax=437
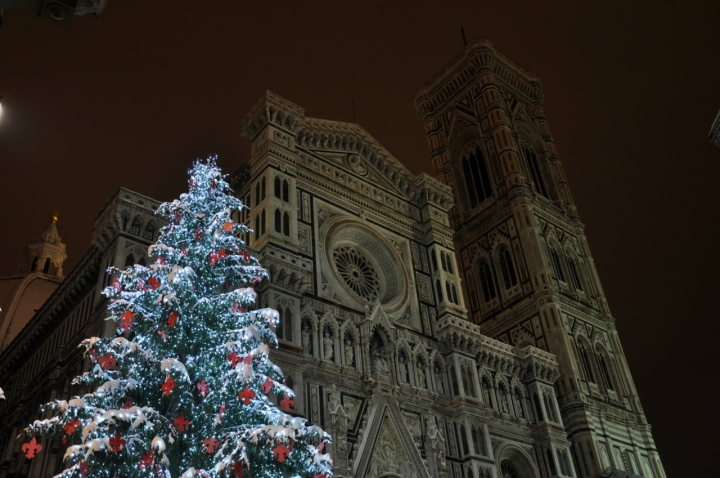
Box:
xmin=433 ymin=363 xmax=444 ymax=394
xmin=344 ymin=337 xmax=354 ymax=368
xmin=426 ymin=420 xmax=447 ymax=472
xmin=323 ymin=329 xmax=334 ymax=361
xmin=328 ymin=385 xmax=349 ymax=463
xmin=417 ymin=362 xmax=426 ymax=389
xmin=371 ymin=342 xmax=388 ymax=375
xmin=301 ymin=321 xmax=312 ymax=355
xmin=397 ymin=353 xmax=408 ymax=384
xmin=500 ymin=388 xmax=509 ymax=414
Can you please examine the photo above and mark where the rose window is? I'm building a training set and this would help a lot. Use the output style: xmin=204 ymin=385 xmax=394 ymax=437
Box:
xmin=332 ymin=246 xmax=380 ymax=302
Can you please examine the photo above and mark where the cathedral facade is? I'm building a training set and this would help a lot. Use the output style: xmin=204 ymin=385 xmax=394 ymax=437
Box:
xmin=0 ymin=39 xmax=664 ymax=478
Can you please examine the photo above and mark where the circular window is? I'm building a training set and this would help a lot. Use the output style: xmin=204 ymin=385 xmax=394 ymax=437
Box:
xmin=332 ymin=245 xmax=380 ymax=302
xmin=322 ymin=219 xmax=408 ymax=311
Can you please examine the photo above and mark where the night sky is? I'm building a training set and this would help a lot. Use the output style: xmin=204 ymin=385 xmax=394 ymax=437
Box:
xmin=1 ymin=2 xmax=718 ymax=475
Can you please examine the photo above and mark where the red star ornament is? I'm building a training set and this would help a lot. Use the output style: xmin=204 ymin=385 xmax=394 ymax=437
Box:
xmin=140 ymin=451 xmax=153 ymax=470
xmin=238 ymin=386 xmax=256 ymax=405
xmin=161 ymin=376 xmax=176 ymax=396
xmin=22 ymin=437 xmax=42 ymax=460
xmin=203 ymin=437 xmax=218 ymax=454
xmin=227 ymin=351 xmax=241 ymax=367
xmin=98 ymin=353 xmax=116 ymax=370
xmin=109 ymin=433 xmax=126 ymax=452
xmin=173 ymin=414 xmax=190 ymax=432
xmin=167 ymin=311 xmax=179 ymax=327
xmin=280 ymin=395 xmax=295 ymax=410
xmin=197 ymin=379 xmax=208 ymax=396
xmin=79 ymin=461 xmax=89 ymax=477
xmin=222 ymin=221 xmax=234 ymax=233
xmin=63 ymin=418 xmax=82 ymax=435
xmin=147 ymin=276 xmax=160 ymax=290
xmin=261 ymin=377 xmax=273 ymax=394
xmin=243 ymin=353 xmax=253 ymax=365
xmin=217 ymin=249 xmax=228 ymax=260
xmin=273 ymin=442 xmax=291 ymax=463
xmin=240 ymin=250 xmax=250 ymax=262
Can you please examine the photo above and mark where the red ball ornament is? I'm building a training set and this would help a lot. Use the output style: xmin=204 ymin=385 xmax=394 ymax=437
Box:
xmin=123 ymin=399 xmax=133 ymax=409
xmin=194 ymin=228 xmax=203 ymax=242
xmin=161 ymin=376 xmax=176 ymax=396
xmin=79 ymin=461 xmax=90 ymax=477
xmin=232 ymin=302 xmax=244 ymax=314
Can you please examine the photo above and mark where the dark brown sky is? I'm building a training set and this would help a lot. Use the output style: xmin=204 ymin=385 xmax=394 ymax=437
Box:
xmin=1 ymin=1 xmax=718 ymax=475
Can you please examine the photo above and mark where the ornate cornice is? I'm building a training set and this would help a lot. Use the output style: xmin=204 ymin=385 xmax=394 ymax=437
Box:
xmin=414 ymin=38 xmax=543 ymax=121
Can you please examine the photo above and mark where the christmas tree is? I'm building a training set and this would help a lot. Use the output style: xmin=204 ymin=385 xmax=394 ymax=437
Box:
xmin=22 ymin=158 xmax=333 ymax=478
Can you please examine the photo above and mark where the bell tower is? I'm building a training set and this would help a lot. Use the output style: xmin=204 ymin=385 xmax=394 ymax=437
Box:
xmin=19 ymin=211 xmax=67 ymax=279
xmin=414 ymin=39 xmax=665 ymax=478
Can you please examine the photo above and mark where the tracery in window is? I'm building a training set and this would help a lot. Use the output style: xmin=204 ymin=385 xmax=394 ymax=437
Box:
xmin=283 ymin=212 xmax=290 ymax=236
xmin=129 ymin=217 xmax=142 ymax=235
xmin=142 ymin=222 xmax=155 ymax=241
xmin=523 ymin=147 xmax=548 ymax=198
xmin=461 ymin=146 xmax=493 ymax=209
xmin=275 ymin=209 xmax=282 ymax=233
xmin=550 ymin=247 xmax=566 ymax=282
xmin=578 ymin=342 xmax=596 ymax=383
xmin=567 ymin=256 xmax=584 ymax=291
xmin=478 ymin=260 xmax=496 ymax=302
xmin=282 ymin=179 xmax=289 ymax=202
xmin=597 ymin=352 xmax=614 ymax=391
xmin=274 ymin=176 xmax=281 ymax=199
xmin=498 ymin=247 xmax=518 ymax=289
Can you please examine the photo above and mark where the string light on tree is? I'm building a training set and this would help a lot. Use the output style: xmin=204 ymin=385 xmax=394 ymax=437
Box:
xmin=20 ymin=158 xmax=333 ymax=477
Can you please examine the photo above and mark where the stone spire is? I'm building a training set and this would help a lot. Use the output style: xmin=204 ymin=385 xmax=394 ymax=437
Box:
xmin=19 ymin=211 xmax=67 ymax=278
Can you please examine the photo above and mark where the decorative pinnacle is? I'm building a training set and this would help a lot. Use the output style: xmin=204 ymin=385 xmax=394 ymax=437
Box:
xmin=51 ymin=209 xmax=59 ymax=223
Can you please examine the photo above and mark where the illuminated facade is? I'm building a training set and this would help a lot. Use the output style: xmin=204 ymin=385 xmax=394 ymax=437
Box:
xmin=0 ymin=40 xmax=663 ymax=478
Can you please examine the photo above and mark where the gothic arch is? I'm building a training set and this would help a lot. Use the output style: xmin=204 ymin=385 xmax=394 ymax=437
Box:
xmin=575 ymin=333 xmax=599 ymax=385
xmin=450 ymin=132 xmax=495 ymax=214
xmin=494 ymin=443 xmax=541 ymax=478
xmin=516 ymin=123 xmax=558 ymax=202
xmin=492 ymin=240 xmax=519 ymax=296
xmin=472 ymin=254 xmax=499 ymax=311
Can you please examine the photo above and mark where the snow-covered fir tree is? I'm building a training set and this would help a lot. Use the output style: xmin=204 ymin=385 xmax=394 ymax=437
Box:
xmin=22 ymin=158 xmax=333 ymax=478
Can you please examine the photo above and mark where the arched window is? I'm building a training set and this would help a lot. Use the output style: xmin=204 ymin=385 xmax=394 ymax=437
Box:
xmin=282 ymin=179 xmax=289 ymax=202
xmin=31 ymin=257 xmax=38 ymax=272
xmin=446 ymin=253 xmax=454 ymax=274
xmin=274 ymin=176 xmax=281 ymax=198
xmin=255 ymin=215 xmax=260 ymax=240
xmin=450 ymin=364 xmax=459 ymax=396
xmin=283 ymin=212 xmax=290 ymax=236
xmin=277 ymin=305 xmax=293 ymax=342
xmin=142 ymin=222 xmax=155 ymax=241
xmin=275 ymin=209 xmax=282 ymax=233
xmin=255 ymin=182 xmax=261 ymax=206
xmin=567 ymin=256 xmax=584 ymax=291
xmin=261 ymin=177 xmax=266 ymax=200
xmin=261 ymin=209 xmax=266 ymax=235
xmin=285 ymin=375 xmax=294 ymax=391
xmin=550 ymin=248 xmax=566 ymax=282
xmin=546 ymin=449 xmax=558 ymax=476
xmin=498 ymin=248 xmax=518 ymax=289
xmin=125 ymin=254 xmax=135 ymax=268
xmin=461 ymin=146 xmax=493 ymax=209
xmin=138 ymin=257 xmax=146 ymax=266
xmin=543 ymin=393 xmax=557 ymax=422
xmin=533 ymin=393 xmax=544 ymax=421
xmin=431 ymin=250 xmax=438 ymax=271
xmin=445 ymin=282 xmax=452 ymax=303
xmin=451 ymin=284 xmax=459 ymax=305
xmin=471 ymin=426 xmax=485 ymax=455
xmin=478 ymin=260 xmax=496 ymax=302
xmin=461 ymin=365 xmax=475 ymax=397
xmin=523 ymin=147 xmax=548 ymax=198
xmin=129 ymin=217 xmax=142 ymax=235
xmin=43 ymin=257 xmax=51 ymax=273
xmin=435 ymin=279 xmax=443 ymax=303
xmin=441 ymin=252 xmax=448 ymax=272
xmin=597 ymin=352 xmax=614 ymax=391
xmin=578 ymin=342 xmax=596 ymax=383
xmin=459 ymin=425 xmax=470 ymax=456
